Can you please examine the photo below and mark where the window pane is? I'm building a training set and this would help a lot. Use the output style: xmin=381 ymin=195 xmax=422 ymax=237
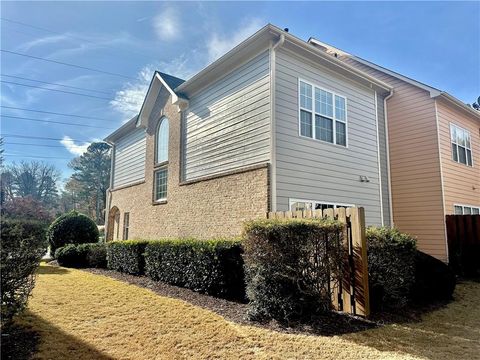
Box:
xmin=457 ymin=129 xmax=465 ymax=146
xmin=155 ymin=168 xmax=168 ymax=200
xmin=300 ymin=81 xmax=312 ymax=110
xmin=464 ymin=207 xmax=472 ymax=215
xmin=315 ymin=203 xmax=334 ymax=211
xmin=291 ymin=202 xmax=312 ymax=212
xmin=156 ymin=118 xmax=169 ymax=163
xmin=315 ymin=88 xmax=333 ymax=117
xmin=450 ymin=126 xmax=457 ymax=143
xmin=315 ymin=115 xmax=333 ymax=142
xmin=335 ymin=95 xmax=346 ymax=121
xmin=472 ymin=208 xmax=479 ymax=215
xmin=454 ymin=205 xmax=463 ymax=215
xmin=458 ymin=146 xmax=467 ymax=164
xmin=336 ymin=121 xmax=346 ymax=146
xmin=452 ymin=143 xmax=458 ymax=162
xmin=467 ymin=149 xmax=472 ymax=166
xmin=465 ymin=132 xmax=471 ymax=148
xmin=300 ymin=110 xmax=313 ymax=137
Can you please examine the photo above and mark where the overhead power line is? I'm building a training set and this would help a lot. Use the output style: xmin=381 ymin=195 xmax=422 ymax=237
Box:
xmin=2 ymin=115 xmax=115 ymax=129
xmin=1 ymin=74 xmax=112 ymax=95
xmin=4 ymin=153 xmax=72 ymax=160
xmin=1 ymin=80 xmax=112 ymax=100
xmin=0 ymin=106 xmax=116 ymax=122
xmin=0 ymin=49 xmax=136 ymax=80
xmin=2 ymin=134 xmax=92 ymax=142
xmin=4 ymin=142 xmax=69 ymax=148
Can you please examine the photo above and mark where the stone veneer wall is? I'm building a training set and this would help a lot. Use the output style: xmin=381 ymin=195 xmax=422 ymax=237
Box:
xmin=107 ymin=93 xmax=270 ymax=240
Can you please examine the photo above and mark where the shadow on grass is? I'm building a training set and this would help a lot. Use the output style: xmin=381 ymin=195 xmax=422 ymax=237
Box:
xmin=3 ymin=312 xmax=114 ymax=360
xmin=37 ymin=265 xmax=70 ymax=275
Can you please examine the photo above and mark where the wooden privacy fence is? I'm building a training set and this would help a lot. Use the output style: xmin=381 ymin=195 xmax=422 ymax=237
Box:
xmin=446 ymin=215 xmax=480 ymax=276
xmin=267 ymin=207 xmax=370 ymax=317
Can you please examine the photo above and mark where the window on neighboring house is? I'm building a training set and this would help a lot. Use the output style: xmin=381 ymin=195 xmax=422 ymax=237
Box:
xmin=289 ymin=199 xmax=353 ymax=212
xmin=122 ymin=212 xmax=130 ymax=240
xmin=154 ymin=117 xmax=169 ymax=202
xmin=299 ymin=80 xmax=347 ymax=146
xmin=454 ymin=204 xmax=480 ymax=215
xmin=451 ymin=124 xmax=472 ymax=166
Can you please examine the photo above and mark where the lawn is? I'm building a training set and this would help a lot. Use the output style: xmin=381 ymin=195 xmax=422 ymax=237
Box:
xmin=11 ymin=264 xmax=480 ymax=360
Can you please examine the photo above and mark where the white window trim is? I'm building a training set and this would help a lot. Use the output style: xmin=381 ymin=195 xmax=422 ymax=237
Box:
xmin=289 ymin=198 xmax=355 ymax=211
xmin=298 ymin=78 xmax=349 ymax=148
xmin=154 ymin=166 xmax=168 ymax=202
xmin=450 ymin=123 xmax=473 ymax=167
xmin=454 ymin=203 xmax=480 ymax=215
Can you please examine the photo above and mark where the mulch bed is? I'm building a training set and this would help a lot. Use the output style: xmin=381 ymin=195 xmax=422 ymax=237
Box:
xmin=83 ymin=267 xmax=377 ymax=336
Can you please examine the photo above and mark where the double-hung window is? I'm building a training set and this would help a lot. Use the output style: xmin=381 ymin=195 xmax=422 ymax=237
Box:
xmin=454 ymin=205 xmax=480 ymax=215
xmin=299 ymin=80 xmax=347 ymax=146
xmin=290 ymin=199 xmax=353 ymax=212
xmin=450 ymin=124 xmax=472 ymax=166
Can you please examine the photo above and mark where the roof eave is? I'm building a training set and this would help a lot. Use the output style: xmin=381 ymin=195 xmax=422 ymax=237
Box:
xmin=436 ymin=92 xmax=480 ymax=121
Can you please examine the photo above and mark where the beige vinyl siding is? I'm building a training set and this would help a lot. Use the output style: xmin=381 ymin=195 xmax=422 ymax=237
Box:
xmin=274 ymin=48 xmax=384 ymax=226
xmin=112 ymin=128 xmax=146 ymax=188
xmin=183 ymin=50 xmax=271 ymax=180
xmin=344 ymin=58 xmax=447 ymax=260
xmin=436 ymin=98 xmax=480 ymax=213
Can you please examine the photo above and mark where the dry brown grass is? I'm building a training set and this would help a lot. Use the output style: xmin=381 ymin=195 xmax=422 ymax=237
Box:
xmin=15 ymin=264 xmax=480 ymax=360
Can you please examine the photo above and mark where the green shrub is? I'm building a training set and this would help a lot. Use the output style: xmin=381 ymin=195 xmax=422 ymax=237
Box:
xmin=1 ymin=219 xmax=47 ymax=326
xmin=411 ymin=251 xmax=456 ymax=305
xmin=107 ymin=240 xmax=149 ymax=275
xmin=366 ymin=227 xmax=417 ymax=311
xmin=55 ymin=243 xmax=106 ymax=268
xmin=144 ymin=238 xmax=244 ymax=300
xmin=47 ymin=210 xmax=99 ymax=255
xmin=243 ymin=218 xmax=345 ymax=322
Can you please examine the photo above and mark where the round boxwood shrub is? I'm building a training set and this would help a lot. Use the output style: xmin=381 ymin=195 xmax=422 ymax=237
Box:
xmin=47 ymin=211 xmax=99 ymax=256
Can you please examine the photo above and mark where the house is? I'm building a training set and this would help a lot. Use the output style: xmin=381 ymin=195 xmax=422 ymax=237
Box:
xmin=104 ymin=24 xmax=393 ymax=243
xmin=308 ymin=38 xmax=480 ymax=262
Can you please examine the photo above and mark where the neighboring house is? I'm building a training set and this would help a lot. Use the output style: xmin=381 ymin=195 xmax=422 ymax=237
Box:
xmin=308 ymin=38 xmax=480 ymax=261
xmin=104 ymin=24 xmax=392 ymax=243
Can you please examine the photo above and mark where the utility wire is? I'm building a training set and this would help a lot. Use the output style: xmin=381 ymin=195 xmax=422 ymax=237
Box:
xmin=0 ymin=74 xmax=112 ymax=95
xmin=1 ymin=80 xmax=112 ymax=100
xmin=0 ymin=49 xmax=136 ymax=80
xmin=1 ymin=134 xmax=92 ymax=142
xmin=2 ymin=115 xmax=115 ymax=129
xmin=0 ymin=106 xmax=116 ymax=122
xmin=4 ymin=142 xmax=69 ymax=148
xmin=4 ymin=153 xmax=72 ymax=160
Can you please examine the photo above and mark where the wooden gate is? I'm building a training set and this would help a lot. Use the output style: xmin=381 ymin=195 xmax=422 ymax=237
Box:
xmin=267 ymin=207 xmax=370 ymax=317
xmin=446 ymin=215 xmax=480 ymax=276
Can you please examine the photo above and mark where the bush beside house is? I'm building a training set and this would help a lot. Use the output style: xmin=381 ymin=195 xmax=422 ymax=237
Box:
xmin=144 ymin=239 xmax=244 ymax=299
xmin=106 ymin=240 xmax=149 ymax=275
xmin=243 ymin=218 xmax=345 ymax=322
xmin=47 ymin=210 xmax=99 ymax=255
xmin=0 ymin=218 xmax=47 ymax=327
xmin=55 ymin=243 xmax=107 ymax=268
xmin=366 ymin=227 xmax=417 ymax=311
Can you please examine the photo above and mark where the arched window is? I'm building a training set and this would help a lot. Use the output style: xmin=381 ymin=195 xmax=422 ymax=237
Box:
xmin=156 ymin=117 xmax=169 ymax=164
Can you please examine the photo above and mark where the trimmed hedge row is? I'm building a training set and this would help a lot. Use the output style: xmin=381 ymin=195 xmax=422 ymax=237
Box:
xmin=243 ymin=218 xmax=345 ymax=322
xmin=106 ymin=240 xmax=149 ymax=275
xmin=55 ymin=243 xmax=107 ymax=268
xmin=144 ymin=239 xmax=244 ymax=299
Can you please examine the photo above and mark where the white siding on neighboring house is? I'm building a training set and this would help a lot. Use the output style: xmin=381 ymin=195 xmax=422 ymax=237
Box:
xmin=274 ymin=48 xmax=384 ymax=225
xmin=112 ymin=128 xmax=146 ymax=188
xmin=183 ymin=50 xmax=271 ymax=180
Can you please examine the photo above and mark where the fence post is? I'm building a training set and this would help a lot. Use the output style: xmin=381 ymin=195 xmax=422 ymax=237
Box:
xmin=347 ymin=207 xmax=370 ymax=317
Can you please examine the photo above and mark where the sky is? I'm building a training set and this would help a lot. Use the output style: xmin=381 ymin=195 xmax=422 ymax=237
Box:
xmin=1 ymin=1 xmax=479 ymax=182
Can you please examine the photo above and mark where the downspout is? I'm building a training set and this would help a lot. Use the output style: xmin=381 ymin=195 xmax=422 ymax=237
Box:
xmin=374 ymin=91 xmax=384 ymax=226
xmin=105 ymin=142 xmax=115 ymax=238
xmin=269 ymin=33 xmax=285 ymax=212
xmin=383 ymin=91 xmax=394 ymax=227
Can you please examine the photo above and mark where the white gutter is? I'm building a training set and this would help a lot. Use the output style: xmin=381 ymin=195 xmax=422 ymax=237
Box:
xmin=269 ymin=33 xmax=285 ymax=212
xmin=374 ymin=91 xmax=384 ymax=226
xmin=384 ymin=91 xmax=394 ymax=227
